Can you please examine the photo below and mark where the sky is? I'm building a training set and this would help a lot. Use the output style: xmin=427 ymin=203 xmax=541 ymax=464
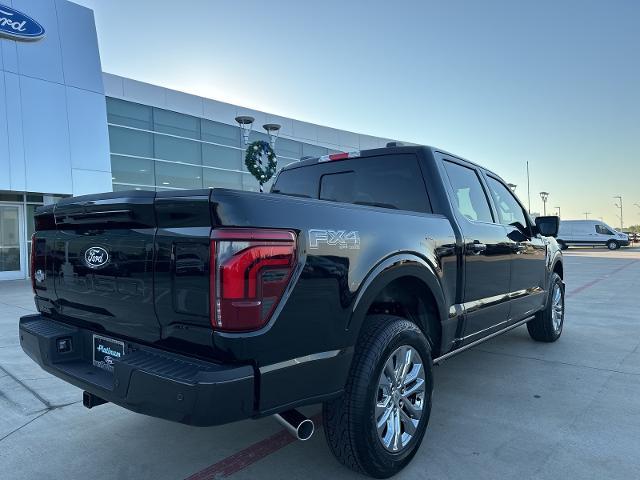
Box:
xmin=74 ymin=0 xmax=640 ymax=227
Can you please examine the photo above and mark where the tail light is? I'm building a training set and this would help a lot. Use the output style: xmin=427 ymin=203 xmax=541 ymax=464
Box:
xmin=210 ymin=229 xmax=297 ymax=332
xmin=30 ymin=233 xmax=37 ymax=293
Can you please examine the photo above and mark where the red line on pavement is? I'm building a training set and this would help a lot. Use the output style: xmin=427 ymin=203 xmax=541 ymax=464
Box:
xmin=185 ymin=413 xmax=322 ymax=480
xmin=566 ymin=260 xmax=637 ymax=298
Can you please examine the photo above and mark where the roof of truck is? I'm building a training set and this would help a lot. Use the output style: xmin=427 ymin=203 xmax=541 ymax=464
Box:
xmin=279 ymin=145 xmax=507 ymax=184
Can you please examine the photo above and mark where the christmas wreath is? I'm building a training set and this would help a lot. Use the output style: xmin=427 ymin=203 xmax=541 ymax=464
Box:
xmin=245 ymin=140 xmax=277 ymax=191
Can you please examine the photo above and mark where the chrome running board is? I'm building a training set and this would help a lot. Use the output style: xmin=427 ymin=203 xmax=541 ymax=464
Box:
xmin=433 ymin=315 xmax=535 ymax=365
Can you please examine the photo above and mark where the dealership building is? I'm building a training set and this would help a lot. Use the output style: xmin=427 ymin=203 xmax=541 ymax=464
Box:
xmin=0 ymin=0 xmax=392 ymax=281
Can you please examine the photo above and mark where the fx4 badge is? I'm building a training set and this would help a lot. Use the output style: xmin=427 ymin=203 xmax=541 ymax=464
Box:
xmin=309 ymin=229 xmax=360 ymax=250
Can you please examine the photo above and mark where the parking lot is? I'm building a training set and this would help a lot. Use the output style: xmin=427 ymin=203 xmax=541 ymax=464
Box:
xmin=1 ymin=248 xmax=639 ymax=480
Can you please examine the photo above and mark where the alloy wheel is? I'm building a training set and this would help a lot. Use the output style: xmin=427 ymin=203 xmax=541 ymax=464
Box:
xmin=551 ymin=282 xmax=564 ymax=332
xmin=375 ymin=345 xmax=426 ymax=452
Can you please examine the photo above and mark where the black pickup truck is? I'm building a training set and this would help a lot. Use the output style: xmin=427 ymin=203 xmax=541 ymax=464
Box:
xmin=20 ymin=145 xmax=564 ymax=478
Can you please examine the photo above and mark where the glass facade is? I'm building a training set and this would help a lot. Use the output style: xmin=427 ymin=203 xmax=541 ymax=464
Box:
xmin=107 ymin=98 xmax=332 ymax=192
xmin=0 ymin=192 xmax=45 ymax=279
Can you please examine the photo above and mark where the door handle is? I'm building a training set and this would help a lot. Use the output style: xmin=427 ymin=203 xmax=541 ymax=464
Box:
xmin=512 ymin=243 xmax=527 ymax=253
xmin=467 ymin=241 xmax=487 ymax=255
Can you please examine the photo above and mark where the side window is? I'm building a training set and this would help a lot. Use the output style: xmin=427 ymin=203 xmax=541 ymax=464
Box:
xmin=595 ymin=225 xmax=613 ymax=235
xmin=271 ymin=167 xmax=316 ymax=198
xmin=319 ymin=155 xmax=430 ymax=213
xmin=442 ymin=161 xmax=493 ymax=223
xmin=486 ymin=176 xmax=527 ymax=228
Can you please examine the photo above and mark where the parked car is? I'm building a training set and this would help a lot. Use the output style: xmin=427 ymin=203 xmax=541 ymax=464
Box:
xmin=556 ymin=220 xmax=629 ymax=250
xmin=19 ymin=145 xmax=565 ymax=478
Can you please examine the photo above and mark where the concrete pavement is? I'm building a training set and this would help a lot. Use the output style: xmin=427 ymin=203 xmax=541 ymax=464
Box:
xmin=1 ymin=248 xmax=639 ymax=479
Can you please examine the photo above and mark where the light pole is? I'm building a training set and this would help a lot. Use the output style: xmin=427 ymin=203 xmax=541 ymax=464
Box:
xmin=613 ymin=195 xmax=623 ymax=230
xmin=539 ymin=191 xmax=549 ymax=216
xmin=526 ymin=161 xmax=531 ymax=214
xmin=555 ymin=206 xmax=561 ymax=218
xmin=584 ymin=212 xmax=591 ymax=220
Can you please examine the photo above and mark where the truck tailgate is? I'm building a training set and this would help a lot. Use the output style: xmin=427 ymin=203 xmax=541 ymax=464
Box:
xmin=43 ymin=191 xmax=160 ymax=343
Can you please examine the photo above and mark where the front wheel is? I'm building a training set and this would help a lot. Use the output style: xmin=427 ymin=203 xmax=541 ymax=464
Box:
xmin=323 ymin=315 xmax=433 ymax=478
xmin=527 ymin=273 xmax=564 ymax=342
xmin=607 ymin=240 xmax=619 ymax=250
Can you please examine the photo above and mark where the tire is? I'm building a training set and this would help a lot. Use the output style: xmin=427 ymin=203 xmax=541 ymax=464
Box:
xmin=323 ymin=315 xmax=433 ymax=478
xmin=607 ymin=240 xmax=619 ymax=250
xmin=527 ymin=273 xmax=564 ymax=342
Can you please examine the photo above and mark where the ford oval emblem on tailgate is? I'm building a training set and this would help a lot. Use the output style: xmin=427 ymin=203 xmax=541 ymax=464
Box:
xmin=85 ymin=247 xmax=110 ymax=269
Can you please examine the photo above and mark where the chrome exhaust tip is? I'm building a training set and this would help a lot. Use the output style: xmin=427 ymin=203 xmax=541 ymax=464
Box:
xmin=274 ymin=409 xmax=315 ymax=441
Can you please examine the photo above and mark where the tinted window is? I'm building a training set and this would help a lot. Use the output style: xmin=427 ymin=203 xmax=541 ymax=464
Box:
xmin=154 ymin=134 xmax=201 ymax=164
xmin=271 ymin=167 xmax=316 ymax=198
xmin=486 ymin=176 xmax=527 ymax=227
xmin=106 ymin=98 xmax=152 ymax=130
xmin=108 ymin=125 xmax=153 ymax=157
xmin=201 ymin=119 xmax=240 ymax=147
xmin=323 ymin=156 xmax=429 ymax=212
xmin=443 ymin=161 xmax=493 ymax=222
xmin=202 ymin=143 xmax=242 ymax=170
xmin=595 ymin=224 xmax=614 ymax=235
xmin=111 ymin=155 xmax=155 ymax=186
xmin=153 ymin=108 xmax=200 ymax=139
xmin=273 ymin=154 xmax=430 ymax=212
xmin=276 ymin=138 xmax=303 ymax=160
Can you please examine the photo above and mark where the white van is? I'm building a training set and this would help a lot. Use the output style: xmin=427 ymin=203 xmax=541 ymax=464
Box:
xmin=557 ymin=220 xmax=629 ymax=250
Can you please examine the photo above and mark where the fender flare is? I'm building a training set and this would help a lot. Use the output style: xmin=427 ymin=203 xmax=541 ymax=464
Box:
xmin=348 ymin=253 xmax=448 ymax=343
xmin=549 ymin=252 xmax=564 ymax=279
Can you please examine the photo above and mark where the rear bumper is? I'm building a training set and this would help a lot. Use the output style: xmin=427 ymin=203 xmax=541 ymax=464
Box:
xmin=19 ymin=314 xmax=255 ymax=426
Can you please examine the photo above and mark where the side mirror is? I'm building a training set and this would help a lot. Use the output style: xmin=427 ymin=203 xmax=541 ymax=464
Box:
xmin=535 ymin=216 xmax=559 ymax=237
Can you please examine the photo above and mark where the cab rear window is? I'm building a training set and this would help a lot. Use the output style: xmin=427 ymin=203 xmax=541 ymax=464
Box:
xmin=272 ymin=154 xmax=430 ymax=213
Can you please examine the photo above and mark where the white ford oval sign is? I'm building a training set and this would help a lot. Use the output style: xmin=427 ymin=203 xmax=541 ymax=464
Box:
xmin=0 ymin=4 xmax=45 ymax=41
xmin=85 ymin=247 xmax=110 ymax=269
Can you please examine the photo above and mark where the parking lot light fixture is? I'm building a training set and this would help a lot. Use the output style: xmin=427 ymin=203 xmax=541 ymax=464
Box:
xmin=263 ymin=123 xmax=281 ymax=149
xmin=539 ymin=191 xmax=549 ymax=216
xmin=614 ymin=195 xmax=623 ymax=230
xmin=235 ymin=115 xmax=255 ymax=146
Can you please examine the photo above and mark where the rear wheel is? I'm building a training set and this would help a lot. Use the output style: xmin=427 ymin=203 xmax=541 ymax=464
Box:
xmin=527 ymin=273 xmax=564 ymax=342
xmin=607 ymin=240 xmax=619 ymax=250
xmin=323 ymin=315 xmax=433 ymax=478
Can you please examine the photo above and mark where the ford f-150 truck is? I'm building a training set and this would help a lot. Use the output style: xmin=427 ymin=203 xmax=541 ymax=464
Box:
xmin=20 ymin=145 xmax=564 ymax=478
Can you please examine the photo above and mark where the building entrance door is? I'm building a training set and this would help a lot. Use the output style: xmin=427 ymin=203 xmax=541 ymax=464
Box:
xmin=0 ymin=204 xmax=26 ymax=280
